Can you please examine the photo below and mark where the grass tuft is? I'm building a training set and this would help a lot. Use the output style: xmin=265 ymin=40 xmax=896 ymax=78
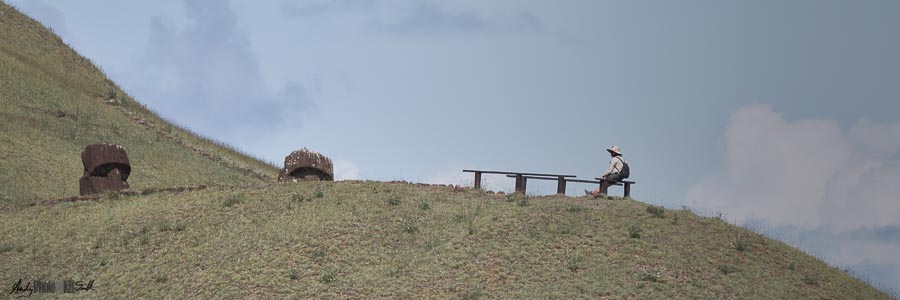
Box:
xmin=646 ymin=205 xmax=665 ymax=218
xmin=566 ymin=204 xmax=585 ymax=213
xmin=628 ymin=223 xmax=642 ymax=239
xmin=320 ymin=270 xmax=336 ymax=284
xmin=288 ymin=269 xmax=301 ymax=280
xmin=734 ymin=236 xmax=750 ymax=252
xmin=639 ymin=272 xmax=663 ymax=283
xmin=402 ymin=219 xmax=420 ymax=234
xmin=718 ymin=264 xmax=740 ymax=275
xmin=804 ymin=274 xmax=820 ymax=286
xmin=222 ymin=193 xmax=244 ymax=208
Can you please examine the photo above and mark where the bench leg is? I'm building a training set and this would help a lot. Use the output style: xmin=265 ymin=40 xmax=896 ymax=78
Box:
xmin=557 ymin=177 xmax=566 ymax=195
xmin=474 ymin=172 xmax=482 ymax=190
xmin=624 ymin=183 xmax=631 ymax=198
xmin=514 ymin=174 xmax=524 ymax=194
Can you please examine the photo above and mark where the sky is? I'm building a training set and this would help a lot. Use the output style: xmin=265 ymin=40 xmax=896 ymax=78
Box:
xmin=6 ymin=0 xmax=900 ymax=293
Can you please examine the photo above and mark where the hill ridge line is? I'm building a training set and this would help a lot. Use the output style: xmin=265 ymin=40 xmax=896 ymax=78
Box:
xmin=102 ymin=99 xmax=273 ymax=181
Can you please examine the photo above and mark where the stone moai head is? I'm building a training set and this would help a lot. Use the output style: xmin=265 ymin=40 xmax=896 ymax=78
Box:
xmin=79 ymin=143 xmax=131 ymax=195
xmin=277 ymin=148 xmax=334 ymax=182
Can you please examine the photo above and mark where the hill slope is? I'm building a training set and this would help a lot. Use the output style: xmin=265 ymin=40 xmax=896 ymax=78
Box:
xmin=0 ymin=182 xmax=892 ymax=299
xmin=0 ymin=2 xmax=278 ymax=208
xmin=0 ymin=3 xmax=893 ymax=299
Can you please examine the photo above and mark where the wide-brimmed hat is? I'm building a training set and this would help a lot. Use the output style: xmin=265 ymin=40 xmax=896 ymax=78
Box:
xmin=606 ymin=145 xmax=622 ymax=156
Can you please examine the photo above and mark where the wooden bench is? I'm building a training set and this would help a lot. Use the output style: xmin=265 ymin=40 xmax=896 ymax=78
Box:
xmin=462 ymin=170 xmax=576 ymax=193
xmin=505 ymin=175 xmax=636 ymax=197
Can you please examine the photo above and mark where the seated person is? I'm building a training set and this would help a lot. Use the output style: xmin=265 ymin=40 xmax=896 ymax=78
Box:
xmin=586 ymin=145 xmax=627 ymax=196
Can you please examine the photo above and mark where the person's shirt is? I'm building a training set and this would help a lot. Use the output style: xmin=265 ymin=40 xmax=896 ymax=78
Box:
xmin=602 ymin=156 xmax=627 ymax=178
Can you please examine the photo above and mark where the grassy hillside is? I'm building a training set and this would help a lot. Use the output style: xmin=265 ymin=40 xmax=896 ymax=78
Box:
xmin=0 ymin=2 xmax=893 ymax=299
xmin=0 ymin=2 xmax=278 ymax=208
xmin=0 ymin=182 xmax=892 ymax=299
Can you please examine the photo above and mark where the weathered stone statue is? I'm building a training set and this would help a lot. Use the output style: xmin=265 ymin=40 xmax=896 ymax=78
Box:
xmin=79 ymin=143 xmax=131 ymax=195
xmin=278 ymin=148 xmax=334 ymax=182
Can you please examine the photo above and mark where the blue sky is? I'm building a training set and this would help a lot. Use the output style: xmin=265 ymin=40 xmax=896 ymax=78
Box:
xmin=8 ymin=0 xmax=900 ymax=293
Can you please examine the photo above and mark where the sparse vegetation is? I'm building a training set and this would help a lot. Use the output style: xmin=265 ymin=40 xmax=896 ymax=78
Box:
xmin=628 ymin=223 xmax=642 ymax=239
xmin=388 ymin=196 xmax=401 ymax=206
xmin=0 ymin=181 xmax=892 ymax=298
xmin=320 ymin=270 xmax=337 ymax=284
xmin=734 ymin=236 xmax=750 ymax=252
xmin=718 ymin=264 xmax=740 ymax=275
xmin=804 ymin=274 xmax=820 ymax=286
xmin=638 ymin=272 xmax=663 ymax=283
xmin=222 ymin=193 xmax=244 ymax=207
xmin=566 ymin=204 xmax=585 ymax=213
xmin=646 ymin=205 xmax=666 ymax=218
xmin=288 ymin=269 xmax=301 ymax=280
xmin=402 ymin=219 xmax=420 ymax=234
xmin=314 ymin=187 xmax=325 ymax=198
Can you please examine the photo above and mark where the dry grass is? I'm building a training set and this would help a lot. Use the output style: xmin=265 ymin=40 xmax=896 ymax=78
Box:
xmin=0 ymin=181 xmax=891 ymax=299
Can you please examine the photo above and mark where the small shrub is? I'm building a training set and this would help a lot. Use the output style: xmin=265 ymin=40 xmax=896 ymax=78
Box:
xmin=803 ymin=274 xmax=819 ymax=286
xmin=157 ymin=222 xmax=172 ymax=232
xmin=628 ymin=223 xmax=642 ymax=239
xmin=314 ymin=188 xmax=325 ymax=198
xmin=567 ymin=256 xmax=584 ymax=272
xmin=419 ymin=200 xmax=431 ymax=210
xmin=0 ymin=244 xmax=13 ymax=254
xmin=106 ymin=87 xmax=117 ymax=100
xmin=402 ymin=220 xmax=419 ymax=234
xmin=646 ymin=205 xmax=665 ymax=218
xmin=387 ymin=196 xmax=401 ymax=206
xmin=291 ymin=194 xmax=308 ymax=203
xmin=459 ymin=289 xmax=485 ymax=300
xmin=453 ymin=214 xmax=466 ymax=222
xmin=639 ymin=272 xmax=662 ymax=282
xmin=566 ymin=204 xmax=585 ymax=213
xmin=320 ymin=271 xmax=336 ymax=284
xmin=517 ymin=196 xmax=529 ymax=207
xmin=223 ymin=193 xmax=244 ymax=207
xmin=671 ymin=212 xmax=680 ymax=225
xmin=288 ymin=269 xmax=301 ymax=280
xmin=718 ymin=264 xmax=739 ymax=275
xmin=734 ymin=238 xmax=750 ymax=252
xmin=153 ymin=275 xmax=167 ymax=283
xmin=312 ymin=249 xmax=326 ymax=259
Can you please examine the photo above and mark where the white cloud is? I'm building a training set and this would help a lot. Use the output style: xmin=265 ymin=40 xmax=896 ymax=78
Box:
xmin=333 ymin=159 xmax=361 ymax=180
xmin=124 ymin=0 xmax=315 ymax=141
xmin=686 ymin=104 xmax=900 ymax=230
xmin=686 ymin=104 xmax=900 ymax=293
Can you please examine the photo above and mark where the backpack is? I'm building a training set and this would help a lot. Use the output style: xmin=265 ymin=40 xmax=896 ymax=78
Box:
xmin=616 ymin=156 xmax=630 ymax=179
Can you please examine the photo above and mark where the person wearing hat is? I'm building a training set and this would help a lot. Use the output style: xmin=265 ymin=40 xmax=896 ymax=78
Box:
xmin=586 ymin=145 xmax=628 ymax=197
